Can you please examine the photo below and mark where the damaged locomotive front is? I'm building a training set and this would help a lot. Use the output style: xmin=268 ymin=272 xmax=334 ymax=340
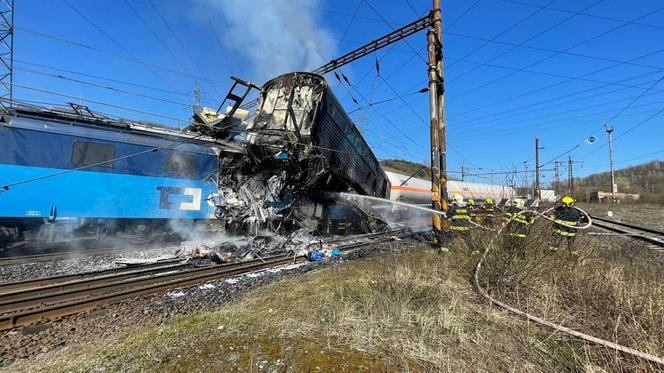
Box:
xmin=191 ymin=72 xmax=391 ymax=256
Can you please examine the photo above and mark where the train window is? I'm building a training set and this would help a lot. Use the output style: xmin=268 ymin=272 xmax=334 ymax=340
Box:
xmin=164 ymin=152 xmax=196 ymax=176
xmin=71 ymin=141 xmax=115 ymax=167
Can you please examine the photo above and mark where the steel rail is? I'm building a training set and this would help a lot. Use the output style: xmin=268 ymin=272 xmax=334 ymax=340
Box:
xmin=0 ymin=255 xmax=300 ymax=331
xmin=0 ymin=243 xmax=170 ymax=267
xmin=590 ymin=216 xmax=664 ymax=247
xmin=0 ymin=262 xmax=192 ymax=310
xmin=0 ymin=227 xmax=426 ymax=330
xmin=591 ymin=215 xmax=664 ymax=236
xmin=0 ymin=259 xmax=183 ymax=294
xmin=0 ymin=259 xmax=274 ymax=316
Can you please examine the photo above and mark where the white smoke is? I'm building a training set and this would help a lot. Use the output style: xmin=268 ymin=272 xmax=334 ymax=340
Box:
xmin=201 ymin=0 xmax=337 ymax=81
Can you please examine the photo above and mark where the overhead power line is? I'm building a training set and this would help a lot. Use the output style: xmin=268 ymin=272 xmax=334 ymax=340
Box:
xmin=447 ymin=0 xmax=603 ymax=84
xmin=347 ymin=88 xmax=427 ymax=114
xmin=144 ymin=0 xmax=211 ymax=87
xmin=539 ymin=74 xmax=664 ymax=168
xmin=578 ymin=107 xmax=664 ymax=161
xmin=17 ymin=26 xmax=229 ymax=90
xmin=15 ymin=59 xmax=219 ymax=105
xmin=121 ymin=0 xmax=191 ymax=74
xmin=62 ymin=0 xmax=177 ymax=90
xmin=499 ymin=0 xmax=664 ymax=31
xmin=446 ymin=0 xmax=557 ymax=70
xmin=449 ymin=5 xmax=664 ymax=102
xmin=449 ymin=105 xmax=664 ymax=144
xmin=448 ymin=70 xmax=664 ymax=128
xmin=446 ymin=97 xmax=664 ymax=141
xmin=452 ymin=45 xmax=664 ymax=121
xmin=445 ymin=31 xmax=664 ymax=73
xmin=16 ymin=66 xmax=195 ymax=108
xmin=13 ymin=83 xmax=187 ymax=123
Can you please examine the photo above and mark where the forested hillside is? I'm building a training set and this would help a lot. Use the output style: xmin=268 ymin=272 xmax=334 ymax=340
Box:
xmin=575 ymin=160 xmax=664 ymax=203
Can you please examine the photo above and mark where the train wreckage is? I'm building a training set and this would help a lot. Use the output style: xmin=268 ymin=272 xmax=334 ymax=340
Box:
xmin=183 ymin=72 xmax=393 ymax=261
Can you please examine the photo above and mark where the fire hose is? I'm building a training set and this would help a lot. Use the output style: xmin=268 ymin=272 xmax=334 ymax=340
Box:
xmin=473 ymin=209 xmax=664 ymax=367
xmin=340 ymin=193 xmax=664 ymax=364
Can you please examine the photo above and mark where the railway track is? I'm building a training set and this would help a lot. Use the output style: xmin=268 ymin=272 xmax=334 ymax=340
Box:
xmin=0 ymin=242 xmax=171 ymax=267
xmin=590 ymin=215 xmax=664 ymax=248
xmin=0 ymin=226 xmax=428 ymax=331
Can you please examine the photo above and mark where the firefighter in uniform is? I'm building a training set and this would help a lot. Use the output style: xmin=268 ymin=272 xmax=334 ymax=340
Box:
xmin=481 ymin=197 xmax=497 ymax=226
xmin=502 ymin=198 xmax=534 ymax=254
xmin=467 ymin=198 xmax=478 ymax=223
xmin=549 ymin=196 xmax=586 ymax=253
xmin=439 ymin=195 xmax=472 ymax=253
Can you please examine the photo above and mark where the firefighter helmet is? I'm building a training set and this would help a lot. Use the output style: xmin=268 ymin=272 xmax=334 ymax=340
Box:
xmin=485 ymin=198 xmax=494 ymax=204
xmin=561 ymin=196 xmax=575 ymax=207
xmin=467 ymin=198 xmax=475 ymax=205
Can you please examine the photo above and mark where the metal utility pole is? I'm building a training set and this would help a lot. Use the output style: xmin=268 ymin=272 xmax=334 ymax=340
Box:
xmin=0 ymin=0 xmax=14 ymax=111
xmin=523 ymin=162 xmax=529 ymax=196
xmin=605 ymin=124 xmax=617 ymax=203
xmin=535 ymin=138 xmax=541 ymax=199
xmin=567 ymin=156 xmax=574 ymax=196
xmin=461 ymin=164 xmax=465 ymax=182
xmin=426 ymin=0 xmax=447 ymax=244
xmin=553 ymin=160 xmax=560 ymax=197
xmin=192 ymin=82 xmax=201 ymax=115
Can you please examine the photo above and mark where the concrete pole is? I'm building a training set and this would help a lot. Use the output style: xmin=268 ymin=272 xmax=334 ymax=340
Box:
xmin=535 ymin=137 xmax=541 ymax=200
xmin=426 ymin=0 xmax=447 ymax=244
xmin=427 ymin=28 xmax=443 ymax=244
xmin=432 ymin=0 xmax=447 ymax=208
xmin=605 ymin=125 xmax=617 ymax=203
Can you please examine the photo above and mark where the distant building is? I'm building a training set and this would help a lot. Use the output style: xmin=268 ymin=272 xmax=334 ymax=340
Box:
xmin=591 ymin=191 xmax=640 ymax=203
xmin=540 ymin=189 xmax=557 ymax=203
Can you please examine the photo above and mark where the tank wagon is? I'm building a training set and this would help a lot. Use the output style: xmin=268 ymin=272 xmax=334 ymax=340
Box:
xmin=385 ymin=171 xmax=515 ymax=205
xmin=0 ymin=105 xmax=225 ymax=249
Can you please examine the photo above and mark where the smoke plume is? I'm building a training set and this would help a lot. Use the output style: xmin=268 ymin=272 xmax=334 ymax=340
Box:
xmin=203 ymin=0 xmax=337 ymax=81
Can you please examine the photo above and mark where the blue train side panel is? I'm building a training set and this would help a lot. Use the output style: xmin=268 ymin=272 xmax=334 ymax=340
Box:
xmin=0 ymin=164 xmax=217 ymax=220
xmin=0 ymin=108 xmax=221 ymax=222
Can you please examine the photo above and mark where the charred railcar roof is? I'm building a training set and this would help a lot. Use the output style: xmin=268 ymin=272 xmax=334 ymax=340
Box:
xmin=261 ymin=72 xmax=328 ymax=92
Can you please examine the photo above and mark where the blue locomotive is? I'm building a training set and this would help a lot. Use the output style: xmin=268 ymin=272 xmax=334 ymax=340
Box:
xmin=0 ymin=105 xmax=221 ymax=249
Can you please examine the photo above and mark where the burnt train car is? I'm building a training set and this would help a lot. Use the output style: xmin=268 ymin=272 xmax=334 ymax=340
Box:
xmin=0 ymin=105 xmax=224 ymax=250
xmin=248 ymin=72 xmax=389 ymax=197
xmin=212 ymin=72 xmax=390 ymax=234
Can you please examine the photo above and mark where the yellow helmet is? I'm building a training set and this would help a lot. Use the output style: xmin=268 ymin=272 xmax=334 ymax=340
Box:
xmin=561 ymin=196 xmax=575 ymax=207
xmin=511 ymin=198 xmax=525 ymax=209
xmin=467 ymin=198 xmax=475 ymax=205
xmin=485 ymin=198 xmax=494 ymax=204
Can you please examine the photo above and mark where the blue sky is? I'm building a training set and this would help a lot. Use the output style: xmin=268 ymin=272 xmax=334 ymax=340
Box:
xmin=13 ymin=0 xmax=664 ymax=185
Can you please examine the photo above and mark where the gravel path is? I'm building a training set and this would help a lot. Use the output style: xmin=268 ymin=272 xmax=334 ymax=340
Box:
xmin=0 ymin=237 xmax=425 ymax=368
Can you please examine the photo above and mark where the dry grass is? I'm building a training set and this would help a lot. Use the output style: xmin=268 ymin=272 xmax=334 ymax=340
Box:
xmin=478 ymin=217 xmax=664 ymax=371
